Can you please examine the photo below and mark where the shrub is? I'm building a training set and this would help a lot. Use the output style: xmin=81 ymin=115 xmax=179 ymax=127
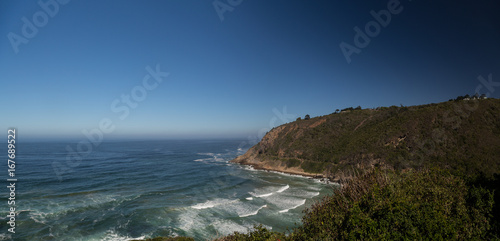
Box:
xmin=291 ymin=168 xmax=497 ymax=240
xmin=215 ymin=225 xmax=286 ymax=241
xmin=285 ymin=158 xmax=301 ymax=168
xmin=132 ymin=237 xmax=195 ymax=241
xmin=300 ymin=161 xmax=325 ymax=173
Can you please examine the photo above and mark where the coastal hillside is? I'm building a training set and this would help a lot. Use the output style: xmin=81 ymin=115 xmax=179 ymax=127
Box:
xmin=140 ymin=98 xmax=500 ymax=240
xmin=231 ymin=98 xmax=500 ymax=181
xmin=221 ymin=98 xmax=500 ymax=240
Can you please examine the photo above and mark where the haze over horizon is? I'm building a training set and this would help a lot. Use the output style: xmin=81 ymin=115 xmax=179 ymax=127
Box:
xmin=1 ymin=0 xmax=499 ymax=141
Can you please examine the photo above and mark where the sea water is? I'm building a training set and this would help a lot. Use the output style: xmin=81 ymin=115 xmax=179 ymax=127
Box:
xmin=0 ymin=140 xmax=333 ymax=241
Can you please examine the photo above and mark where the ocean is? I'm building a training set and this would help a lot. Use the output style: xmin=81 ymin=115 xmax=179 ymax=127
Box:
xmin=0 ymin=140 xmax=333 ymax=240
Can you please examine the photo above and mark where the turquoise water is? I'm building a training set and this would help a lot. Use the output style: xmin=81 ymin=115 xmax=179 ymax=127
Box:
xmin=0 ymin=140 xmax=333 ymax=240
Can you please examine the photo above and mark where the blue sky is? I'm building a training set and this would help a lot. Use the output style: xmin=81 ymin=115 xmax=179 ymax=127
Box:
xmin=1 ymin=0 xmax=499 ymax=140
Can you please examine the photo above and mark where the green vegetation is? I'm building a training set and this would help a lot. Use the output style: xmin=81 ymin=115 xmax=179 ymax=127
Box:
xmin=253 ymin=99 xmax=500 ymax=180
xmin=293 ymin=169 xmax=498 ymax=240
xmin=284 ymin=158 xmax=301 ymax=168
xmin=215 ymin=225 xmax=286 ymax=241
xmin=148 ymin=99 xmax=500 ymax=240
xmin=220 ymin=98 xmax=500 ymax=240
xmin=300 ymin=160 xmax=326 ymax=173
xmin=216 ymin=168 xmax=499 ymax=240
xmin=131 ymin=237 xmax=194 ymax=241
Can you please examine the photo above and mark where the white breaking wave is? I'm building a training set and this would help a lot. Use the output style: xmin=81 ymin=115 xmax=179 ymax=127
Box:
xmin=191 ymin=201 xmax=217 ymax=210
xmin=214 ymin=157 xmax=225 ymax=162
xmin=100 ymin=229 xmax=146 ymax=241
xmin=257 ymin=193 xmax=309 ymax=213
xmin=236 ymin=148 xmax=246 ymax=155
xmin=243 ymin=165 xmax=257 ymax=171
xmin=256 ymin=192 xmax=274 ymax=197
xmin=278 ymin=199 xmax=306 ymax=213
xmin=28 ymin=210 xmax=49 ymax=224
xmin=268 ymin=170 xmax=311 ymax=179
xmin=277 ymin=184 xmax=289 ymax=193
xmin=245 ymin=197 xmax=253 ymax=200
xmin=195 ymin=153 xmax=228 ymax=163
xmin=302 ymin=191 xmax=320 ymax=198
xmin=250 ymin=184 xmax=289 ymax=198
xmin=193 ymin=158 xmax=209 ymax=162
xmin=287 ymin=189 xmax=321 ymax=198
xmin=239 ymin=205 xmax=267 ymax=217
xmin=178 ymin=208 xmax=206 ymax=232
xmin=211 ymin=219 xmax=251 ymax=236
xmin=191 ymin=199 xmax=237 ymax=210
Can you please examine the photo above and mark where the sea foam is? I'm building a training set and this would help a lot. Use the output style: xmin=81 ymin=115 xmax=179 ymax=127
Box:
xmin=191 ymin=199 xmax=237 ymax=210
xmin=277 ymin=184 xmax=290 ymax=193
xmin=239 ymin=205 xmax=267 ymax=217
xmin=278 ymin=199 xmax=306 ymax=213
xmin=255 ymin=192 xmax=274 ymax=198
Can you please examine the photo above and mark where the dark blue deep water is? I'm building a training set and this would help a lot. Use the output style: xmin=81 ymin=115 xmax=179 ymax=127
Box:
xmin=0 ymin=140 xmax=332 ymax=240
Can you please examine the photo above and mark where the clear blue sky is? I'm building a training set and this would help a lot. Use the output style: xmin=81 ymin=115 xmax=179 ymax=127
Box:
xmin=1 ymin=0 xmax=499 ymax=140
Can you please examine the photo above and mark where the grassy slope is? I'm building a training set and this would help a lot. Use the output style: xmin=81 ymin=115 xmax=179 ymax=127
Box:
xmin=242 ymin=99 xmax=500 ymax=180
xmin=143 ymin=99 xmax=500 ymax=240
xmin=217 ymin=99 xmax=500 ymax=240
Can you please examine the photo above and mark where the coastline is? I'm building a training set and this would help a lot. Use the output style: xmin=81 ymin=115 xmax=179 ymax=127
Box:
xmin=242 ymin=163 xmax=337 ymax=185
xmin=234 ymin=160 xmax=324 ymax=178
xmin=229 ymin=155 xmax=337 ymax=184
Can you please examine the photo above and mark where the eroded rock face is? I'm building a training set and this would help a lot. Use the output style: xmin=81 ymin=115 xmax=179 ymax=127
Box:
xmin=232 ymin=99 xmax=500 ymax=181
xmin=231 ymin=122 xmax=331 ymax=179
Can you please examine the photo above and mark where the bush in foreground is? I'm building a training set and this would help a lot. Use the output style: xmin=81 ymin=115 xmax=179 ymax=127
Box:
xmin=132 ymin=237 xmax=194 ymax=241
xmin=292 ymin=168 xmax=496 ymax=240
xmin=217 ymin=168 xmax=498 ymax=240
xmin=216 ymin=225 xmax=286 ymax=241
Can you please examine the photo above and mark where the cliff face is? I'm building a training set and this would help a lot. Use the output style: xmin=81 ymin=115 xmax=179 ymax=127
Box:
xmin=232 ymin=125 xmax=329 ymax=178
xmin=231 ymin=99 xmax=500 ymax=182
